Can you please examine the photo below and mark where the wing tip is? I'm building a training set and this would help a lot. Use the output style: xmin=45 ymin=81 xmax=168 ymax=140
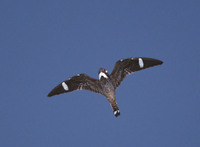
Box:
xmin=157 ymin=59 xmax=163 ymax=66
xmin=157 ymin=59 xmax=163 ymax=64
xmin=141 ymin=57 xmax=164 ymax=67
xmin=47 ymin=88 xmax=65 ymax=97
xmin=47 ymin=93 xmax=53 ymax=97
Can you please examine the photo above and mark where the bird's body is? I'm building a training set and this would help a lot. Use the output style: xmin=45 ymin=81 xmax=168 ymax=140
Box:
xmin=48 ymin=57 xmax=163 ymax=117
xmin=98 ymin=74 xmax=119 ymax=116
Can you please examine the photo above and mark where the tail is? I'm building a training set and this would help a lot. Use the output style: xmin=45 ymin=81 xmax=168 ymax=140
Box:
xmin=110 ymin=101 xmax=120 ymax=117
xmin=114 ymin=109 xmax=120 ymax=117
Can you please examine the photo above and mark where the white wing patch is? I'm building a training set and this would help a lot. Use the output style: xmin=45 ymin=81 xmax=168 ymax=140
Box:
xmin=138 ymin=58 xmax=144 ymax=68
xmin=62 ymin=82 xmax=69 ymax=91
xmin=99 ymin=72 xmax=108 ymax=80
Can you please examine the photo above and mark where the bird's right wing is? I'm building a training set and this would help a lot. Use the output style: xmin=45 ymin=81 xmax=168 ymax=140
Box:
xmin=110 ymin=57 xmax=163 ymax=89
xmin=48 ymin=74 xmax=103 ymax=97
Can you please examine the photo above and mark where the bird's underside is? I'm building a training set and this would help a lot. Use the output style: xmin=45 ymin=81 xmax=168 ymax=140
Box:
xmin=48 ymin=57 xmax=163 ymax=117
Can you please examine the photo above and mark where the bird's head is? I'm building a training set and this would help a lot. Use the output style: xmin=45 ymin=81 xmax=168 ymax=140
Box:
xmin=98 ymin=68 xmax=109 ymax=80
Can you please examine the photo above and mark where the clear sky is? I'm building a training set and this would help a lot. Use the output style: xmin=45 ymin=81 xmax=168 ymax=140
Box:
xmin=1 ymin=0 xmax=200 ymax=147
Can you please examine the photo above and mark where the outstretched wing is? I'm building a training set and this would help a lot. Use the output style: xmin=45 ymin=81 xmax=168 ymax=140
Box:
xmin=48 ymin=74 xmax=102 ymax=97
xmin=110 ymin=57 xmax=163 ymax=88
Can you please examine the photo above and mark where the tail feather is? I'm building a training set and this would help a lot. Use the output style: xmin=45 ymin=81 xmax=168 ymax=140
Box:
xmin=110 ymin=101 xmax=120 ymax=117
xmin=114 ymin=110 xmax=120 ymax=117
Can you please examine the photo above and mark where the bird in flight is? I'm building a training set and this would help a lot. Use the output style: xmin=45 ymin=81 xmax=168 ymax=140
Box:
xmin=48 ymin=57 xmax=163 ymax=117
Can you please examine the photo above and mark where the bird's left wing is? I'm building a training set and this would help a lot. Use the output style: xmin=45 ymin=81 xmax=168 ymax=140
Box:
xmin=110 ymin=57 xmax=163 ymax=89
xmin=48 ymin=74 xmax=103 ymax=97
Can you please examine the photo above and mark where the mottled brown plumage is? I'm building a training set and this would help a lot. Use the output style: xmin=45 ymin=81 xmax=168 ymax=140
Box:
xmin=48 ymin=57 xmax=163 ymax=117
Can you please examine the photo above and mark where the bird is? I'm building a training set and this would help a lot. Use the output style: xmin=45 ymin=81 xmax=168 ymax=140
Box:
xmin=48 ymin=57 xmax=163 ymax=117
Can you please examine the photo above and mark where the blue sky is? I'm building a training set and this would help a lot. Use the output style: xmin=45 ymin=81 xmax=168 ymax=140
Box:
xmin=1 ymin=0 xmax=200 ymax=146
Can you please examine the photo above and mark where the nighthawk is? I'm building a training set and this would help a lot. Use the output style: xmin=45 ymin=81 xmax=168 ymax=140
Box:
xmin=48 ymin=57 xmax=163 ymax=117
